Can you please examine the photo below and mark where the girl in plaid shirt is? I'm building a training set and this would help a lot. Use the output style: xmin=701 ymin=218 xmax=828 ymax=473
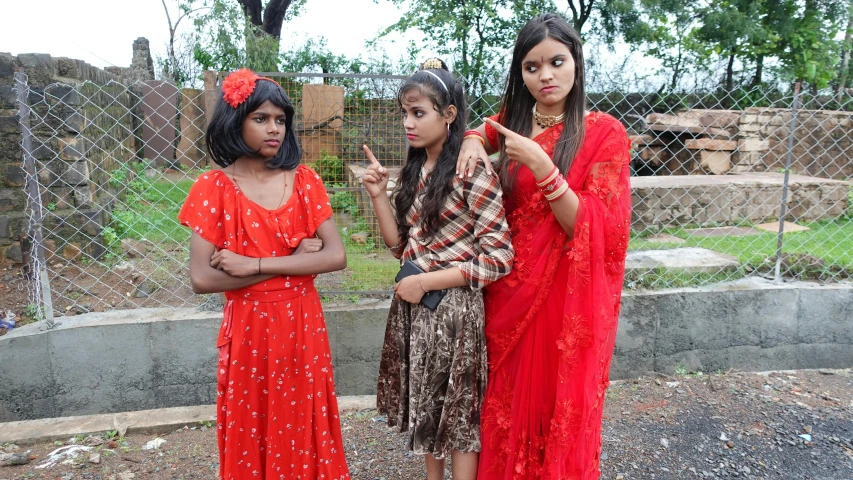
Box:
xmin=362 ymin=58 xmax=514 ymax=480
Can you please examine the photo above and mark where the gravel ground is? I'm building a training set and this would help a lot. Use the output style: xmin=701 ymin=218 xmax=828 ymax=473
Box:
xmin=2 ymin=369 xmax=851 ymax=479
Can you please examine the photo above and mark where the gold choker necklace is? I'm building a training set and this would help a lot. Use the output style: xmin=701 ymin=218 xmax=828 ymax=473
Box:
xmin=532 ymin=103 xmax=565 ymax=128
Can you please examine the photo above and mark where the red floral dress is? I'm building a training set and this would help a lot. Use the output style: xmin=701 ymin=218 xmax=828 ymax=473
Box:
xmin=178 ymin=165 xmax=350 ymax=480
xmin=478 ymin=112 xmax=632 ymax=479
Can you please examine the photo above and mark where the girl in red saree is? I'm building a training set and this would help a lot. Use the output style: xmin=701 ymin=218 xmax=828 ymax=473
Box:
xmin=179 ymin=69 xmax=350 ymax=479
xmin=456 ymin=13 xmax=632 ymax=479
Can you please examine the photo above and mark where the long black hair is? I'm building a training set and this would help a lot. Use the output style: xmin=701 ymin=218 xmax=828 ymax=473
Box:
xmin=393 ymin=59 xmax=467 ymax=244
xmin=497 ymin=12 xmax=586 ymax=188
xmin=206 ymin=77 xmax=301 ymax=170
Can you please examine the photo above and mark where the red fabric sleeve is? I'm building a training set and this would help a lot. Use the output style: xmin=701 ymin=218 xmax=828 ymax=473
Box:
xmin=293 ymin=165 xmax=333 ymax=242
xmin=484 ymin=112 xmax=503 ymax=150
xmin=177 ymin=172 xmax=226 ymax=248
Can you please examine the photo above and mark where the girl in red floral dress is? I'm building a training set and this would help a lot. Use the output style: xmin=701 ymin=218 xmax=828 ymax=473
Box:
xmin=456 ymin=13 xmax=632 ymax=480
xmin=179 ymin=69 xmax=350 ymax=480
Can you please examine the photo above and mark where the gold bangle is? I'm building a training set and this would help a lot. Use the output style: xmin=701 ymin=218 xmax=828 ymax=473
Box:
xmin=417 ymin=274 xmax=429 ymax=293
xmin=464 ymin=134 xmax=485 ymax=146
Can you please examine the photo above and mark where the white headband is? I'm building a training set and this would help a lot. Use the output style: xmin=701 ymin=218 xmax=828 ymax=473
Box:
xmin=421 ymin=70 xmax=448 ymax=93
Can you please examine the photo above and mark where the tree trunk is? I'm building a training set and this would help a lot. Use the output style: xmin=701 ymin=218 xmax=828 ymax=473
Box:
xmin=750 ymin=55 xmax=764 ymax=88
xmin=725 ymin=51 xmax=736 ymax=92
xmin=237 ymin=0 xmax=293 ymax=38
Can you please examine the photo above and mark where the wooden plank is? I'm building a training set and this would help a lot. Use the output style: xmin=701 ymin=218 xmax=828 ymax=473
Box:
xmin=684 ymin=138 xmax=738 ymax=151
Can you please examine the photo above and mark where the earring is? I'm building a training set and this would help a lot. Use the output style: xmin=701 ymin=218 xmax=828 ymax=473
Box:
xmin=447 ymin=123 xmax=451 ymax=139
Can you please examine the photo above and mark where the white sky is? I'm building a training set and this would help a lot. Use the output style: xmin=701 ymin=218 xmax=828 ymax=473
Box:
xmin=1 ymin=0 xmax=414 ymax=69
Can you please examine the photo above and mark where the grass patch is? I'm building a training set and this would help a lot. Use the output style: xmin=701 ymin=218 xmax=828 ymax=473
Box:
xmin=628 ymin=217 xmax=853 ymax=285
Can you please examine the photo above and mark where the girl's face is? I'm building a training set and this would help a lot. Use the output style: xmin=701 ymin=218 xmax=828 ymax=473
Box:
xmin=400 ymin=90 xmax=455 ymax=152
xmin=241 ymin=100 xmax=287 ymax=158
xmin=521 ymin=38 xmax=576 ymax=111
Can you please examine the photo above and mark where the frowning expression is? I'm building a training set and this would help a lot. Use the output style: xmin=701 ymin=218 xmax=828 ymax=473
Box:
xmin=242 ymin=100 xmax=287 ymax=158
xmin=521 ymin=38 xmax=576 ymax=111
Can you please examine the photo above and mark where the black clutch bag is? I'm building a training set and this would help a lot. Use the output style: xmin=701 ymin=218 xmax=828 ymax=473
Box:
xmin=394 ymin=260 xmax=447 ymax=311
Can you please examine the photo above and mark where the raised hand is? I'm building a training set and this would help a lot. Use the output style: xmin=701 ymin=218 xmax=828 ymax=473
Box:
xmin=293 ymin=237 xmax=323 ymax=255
xmin=361 ymin=145 xmax=390 ymax=199
xmin=484 ymin=118 xmax=553 ymax=175
xmin=456 ymin=135 xmax=492 ymax=178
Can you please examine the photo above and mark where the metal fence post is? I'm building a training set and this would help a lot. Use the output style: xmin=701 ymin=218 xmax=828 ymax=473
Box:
xmin=14 ymin=72 xmax=55 ymax=327
xmin=774 ymin=82 xmax=802 ymax=283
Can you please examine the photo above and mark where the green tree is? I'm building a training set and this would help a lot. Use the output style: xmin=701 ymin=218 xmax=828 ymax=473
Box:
xmin=192 ymin=0 xmax=306 ymax=72
xmin=378 ymin=0 xmax=554 ymax=116
xmin=777 ymin=0 xmax=846 ymax=90
xmin=619 ymin=0 xmax=705 ymax=92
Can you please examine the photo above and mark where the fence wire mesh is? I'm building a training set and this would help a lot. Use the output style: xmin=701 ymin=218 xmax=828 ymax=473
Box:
xmin=10 ymin=71 xmax=852 ymax=321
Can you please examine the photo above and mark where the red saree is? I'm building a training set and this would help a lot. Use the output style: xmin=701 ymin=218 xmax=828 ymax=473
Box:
xmin=479 ymin=112 xmax=632 ymax=479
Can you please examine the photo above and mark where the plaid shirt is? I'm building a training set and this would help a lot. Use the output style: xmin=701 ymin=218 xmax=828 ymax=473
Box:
xmin=395 ymin=163 xmax=514 ymax=290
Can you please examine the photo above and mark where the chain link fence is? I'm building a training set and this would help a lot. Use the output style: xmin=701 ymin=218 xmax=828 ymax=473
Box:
xmin=8 ymin=70 xmax=852 ymax=323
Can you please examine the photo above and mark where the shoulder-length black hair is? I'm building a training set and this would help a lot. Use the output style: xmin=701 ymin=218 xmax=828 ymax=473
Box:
xmin=205 ymin=78 xmax=301 ymax=170
xmin=393 ymin=59 xmax=468 ymax=244
xmin=498 ymin=12 xmax=586 ymax=189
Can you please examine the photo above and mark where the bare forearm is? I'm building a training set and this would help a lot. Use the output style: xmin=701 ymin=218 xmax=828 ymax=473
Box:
xmin=259 ymin=248 xmax=346 ymax=276
xmin=419 ymin=267 xmax=467 ymax=291
xmin=371 ymin=193 xmax=402 ymax=250
xmin=190 ymin=265 xmax=275 ymax=294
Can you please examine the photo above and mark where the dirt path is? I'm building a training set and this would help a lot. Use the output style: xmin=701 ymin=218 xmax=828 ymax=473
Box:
xmin=2 ymin=369 xmax=851 ymax=479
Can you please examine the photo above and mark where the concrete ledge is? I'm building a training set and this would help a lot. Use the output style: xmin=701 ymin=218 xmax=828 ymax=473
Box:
xmin=2 ymin=280 xmax=851 ymax=422
xmin=0 ymin=395 xmax=377 ymax=445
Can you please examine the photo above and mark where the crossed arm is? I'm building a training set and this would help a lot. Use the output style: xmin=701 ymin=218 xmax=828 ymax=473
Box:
xmin=188 ymin=218 xmax=346 ymax=294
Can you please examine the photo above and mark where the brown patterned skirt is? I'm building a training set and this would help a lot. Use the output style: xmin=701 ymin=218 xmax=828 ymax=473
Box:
xmin=376 ymin=287 xmax=488 ymax=458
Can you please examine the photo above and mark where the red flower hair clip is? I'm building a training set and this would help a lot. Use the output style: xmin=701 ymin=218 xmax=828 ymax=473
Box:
xmin=222 ymin=68 xmax=259 ymax=108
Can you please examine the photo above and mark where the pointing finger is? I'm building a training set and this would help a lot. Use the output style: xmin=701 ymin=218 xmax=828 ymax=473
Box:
xmin=362 ymin=145 xmax=382 ymax=167
xmin=484 ymin=118 xmax=516 ymax=138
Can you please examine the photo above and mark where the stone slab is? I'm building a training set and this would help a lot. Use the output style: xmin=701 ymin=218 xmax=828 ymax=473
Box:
xmin=0 ymin=395 xmax=377 ymax=445
xmin=626 ymin=247 xmax=739 ymax=273
xmin=685 ymin=226 xmax=765 ymax=237
xmin=754 ymin=221 xmax=811 ymax=233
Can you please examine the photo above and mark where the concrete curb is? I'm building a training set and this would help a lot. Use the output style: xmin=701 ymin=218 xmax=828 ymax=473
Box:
xmin=0 ymin=395 xmax=377 ymax=446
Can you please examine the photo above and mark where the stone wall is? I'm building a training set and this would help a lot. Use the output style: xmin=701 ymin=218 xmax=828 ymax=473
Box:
xmin=636 ymin=108 xmax=853 ymax=179
xmin=0 ymin=53 xmax=139 ymax=263
xmin=631 ymin=172 xmax=848 ymax=229
xmin=0 ymin=39 xmax=208 ymax=263
xmin=737 ymin=107 xmax=853 ymax=179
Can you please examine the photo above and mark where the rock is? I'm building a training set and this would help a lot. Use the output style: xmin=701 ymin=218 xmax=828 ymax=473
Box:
xmin=350 ymin=232 xmax=370 ymax=244
xmin=121 ymin=239 xmax=155 ymax=258
xmin=75 ymin=303 xmax=93 ymax=314
xmin=0 ymin=451 xmax=31 ymax=466
xmin=89 ymin=452 xmax=101 ymax=464
xmin=134 ymin=280 xmax=158 ymax=298
xmin=61 ymin=243 xmax=83 ymax=262
xmin=142 ymin=438 xmax=166 ymax=450
xmin=114 ymin=261 xmax=134 ymax=274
